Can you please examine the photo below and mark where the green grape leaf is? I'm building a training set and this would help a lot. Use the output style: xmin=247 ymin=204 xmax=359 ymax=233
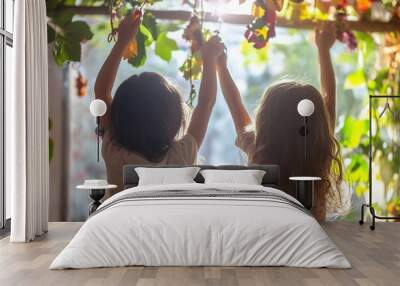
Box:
xmin=48 ymin=26 xmax=56 ymax=43
xmin=129 ymin=29 xmax=147 ymax=67
xmin=344 ymin=154 xmax=368 ymax=196
xmin=126 ymin=0 xmax=162 ymax=7
xmin=52 ymin=35 xmax=81 ymax=65
xmin=46 ymin=0 xmax=62 ymax=11
xmin=125 ymin=0 xmax=142 ymax=7
xmin=51 ymin=20 xmax=94 ymax=65
xmin=344 ymin=70 xmax=366 ymax=90
xmin=159 ymin=22 xmax=181 ymax=33
xmin=355 ymin=183 xmax=368 ymax=197
xmin=368 ymin=69 xmax=389 ymax=94
xmin=63 ymin=0 xmax=77 ymax=5
xmin=51 ymin=10 xmax=74 ymax=27
xmin=143 ymin=12 xmax=159 ymax=40
xmin=140 ymin=24 xmax=154 ymax=46
xmin=155 ymin=32 xmax=178 ymax=62
xmin=179 ymin=53 xmax=202 ymax=81
xmin=146 ymin=0 xmax=163 ymax=4
xmin=240 ymin=40 xmax=269 ymax=67
xmin=81 ymin=0 xmax=105 ymax=4
xmin=354 ymin=32 xmax=377 ymax=60
xmin=340 ymin=117 xmax=368 ymax=148
xmin=64 ymin=20 xmax=94 ymax=42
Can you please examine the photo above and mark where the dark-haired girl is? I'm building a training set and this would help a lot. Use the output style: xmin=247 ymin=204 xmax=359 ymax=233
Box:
xmin=95 ymin=11 xmax=224 ymax=194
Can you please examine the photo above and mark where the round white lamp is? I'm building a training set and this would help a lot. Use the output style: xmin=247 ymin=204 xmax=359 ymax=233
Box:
xmin=90 ymin=99 xmax=107 ymax=162
xmin=297 ymin=99 xmax=315 ymax=117
xmin=297 ymin=99 xmax=315 ymax=162
xmin=90 ymin=99 xmax=107 ymax=117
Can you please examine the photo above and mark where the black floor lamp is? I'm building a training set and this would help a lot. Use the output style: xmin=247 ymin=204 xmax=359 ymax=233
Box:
xmin=359 ymin=95 xmax=400 ymax=230
xmin=289 ymin=99 xmax=321 ymax=211
xmin=89 ymin=99 xmax=107 ymax=162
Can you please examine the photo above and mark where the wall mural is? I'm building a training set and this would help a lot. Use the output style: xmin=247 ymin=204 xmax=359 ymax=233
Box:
xmin=46 ymin=0 xmax=400 ymax=221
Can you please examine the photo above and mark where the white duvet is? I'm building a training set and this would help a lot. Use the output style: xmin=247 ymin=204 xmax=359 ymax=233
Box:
xmin=50 ymin=183 xmax=351 ymax=269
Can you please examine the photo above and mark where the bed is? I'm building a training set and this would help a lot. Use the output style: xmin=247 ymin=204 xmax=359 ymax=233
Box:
xmin=50 ymin=165 xmax=351 ymax=269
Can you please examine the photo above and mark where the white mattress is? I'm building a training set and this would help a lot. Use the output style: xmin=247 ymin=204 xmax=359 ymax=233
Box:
xmin=50 ymin=183 xmax=351 ymax=269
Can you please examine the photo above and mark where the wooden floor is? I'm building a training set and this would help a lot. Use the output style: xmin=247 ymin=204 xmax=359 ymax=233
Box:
xmin=0 ymin=222 xmax=399 ymax=286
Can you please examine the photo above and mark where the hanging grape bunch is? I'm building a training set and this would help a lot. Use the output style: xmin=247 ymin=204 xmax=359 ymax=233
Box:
xmin=384 ymin=33 xmax=400 ymax=95
xmin=394 ymin=1 xmax=400 ymax=20
xmin=335 ymin=3 xmax=357 ymax=50
xmin=183 ymin=15 xmax=204 ymax=54
xmin=181 ymin=14 xmax=206 ymax=107
xmin=122 ymin=10 xmax=142 ymax=60
xmin=76 ymin=71 xmax=88 ymax=97
xmin=181 ymin=15 xmax=204 ymax=79
xmin=244 ymin=0 xmax=282 ymax=49
xmin=107 ymin=0 xmax=161 ymax=66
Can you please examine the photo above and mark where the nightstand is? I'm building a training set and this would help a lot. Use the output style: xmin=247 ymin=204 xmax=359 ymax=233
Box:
xmin=77 ymin=181 xmax=117 ymax=215
xmin=289 ymin=177 xmax=321 ymax=210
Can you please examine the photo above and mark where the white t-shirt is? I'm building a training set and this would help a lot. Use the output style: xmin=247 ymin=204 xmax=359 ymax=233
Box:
xmin=102 ymin=131 xmax=198 ymax=194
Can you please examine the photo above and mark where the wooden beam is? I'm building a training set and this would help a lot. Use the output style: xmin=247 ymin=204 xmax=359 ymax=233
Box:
xmin=59 ymin=5 xmax=400 ymax=33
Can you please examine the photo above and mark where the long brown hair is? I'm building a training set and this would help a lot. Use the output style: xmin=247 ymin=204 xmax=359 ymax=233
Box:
xmin=251 ymin=81 xmax=342 ymax=218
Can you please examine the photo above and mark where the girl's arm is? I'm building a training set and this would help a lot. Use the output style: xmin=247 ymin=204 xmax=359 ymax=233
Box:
xmin=315 ymin=22 xmax=337 ymax=130
xmin=216 ymin=53 xmax=252 ymax=135
xmin=187 ymin=36 xmax=225 ymax=146
xmin=94 ymin=11 xmax=142 ymax=130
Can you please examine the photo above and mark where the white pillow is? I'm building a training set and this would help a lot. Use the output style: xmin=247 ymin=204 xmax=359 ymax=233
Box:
xmin=135 ymin=167 xmax=200 ymax=186
xmin=200 ymin=169 xmax=266 ymax=185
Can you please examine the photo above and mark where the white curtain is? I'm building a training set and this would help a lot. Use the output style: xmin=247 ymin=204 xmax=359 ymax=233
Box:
xmin=7 ymin=0 xmax=49 ymax=242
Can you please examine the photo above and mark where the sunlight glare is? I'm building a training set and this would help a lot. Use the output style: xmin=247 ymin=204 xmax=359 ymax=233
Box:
xmin=205 ymin=0 xmax=252 ymax=15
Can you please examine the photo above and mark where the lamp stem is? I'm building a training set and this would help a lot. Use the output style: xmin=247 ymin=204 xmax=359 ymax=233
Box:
xmin=304 ymin=116 xmax=308 ymax=174
xmin=96 ymin=116 xmax=100 ymax=162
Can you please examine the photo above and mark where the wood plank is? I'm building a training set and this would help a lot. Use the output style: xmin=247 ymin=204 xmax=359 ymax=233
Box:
xmin=57 ymin=6 xmax=400 ymax=33
xmin=0 ymin=222 xmax=399 ymax=286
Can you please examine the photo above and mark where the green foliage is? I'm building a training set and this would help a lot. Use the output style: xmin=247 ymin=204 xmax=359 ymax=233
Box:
xmin=240 ymin=40 xmax=268 ymax=67
xmin=66 ymin=21 xmax=94 ymax=42
xmin=47 ymin=0 xmax=178 ymax=67
xmin=141 ymin=24 xmax=154 ymax=46
xmin=179 ymin=52 xmax=202 ymax=81
xmin=239 ymin=27 xmax=398 ymax=217
xmin=354 ymin=32 xmax=377 ymax=68
xmin=346 ymin=154 xmax=368 ymax=182
xmin=337 ymin=31 xmax=400 ymax=217
xmin=338 ymin=116 xmax=370 ymax=197
xmin=129 ymin=27 xmax=148 ymax=67
xmin=51 ymin=20 xmax=94 ymax=65
xmin=341 ymin=117 xmax=369 ymax=149
xmin=344 ymin=70 xmax=366 ymax=90
xmin=346 ymin=154 xmax=368 ymax=196
xmin=142 ymin=12 xmax=159 ymax=39
xmin=367 ymin=69 xmax=390 ymax=94
xmin=127 ymin=22 xmax=178 ymax=66
xmin=156 ymin=32 xmax=178 ymax=61
xmin=52 ymin=36 xmax=80 ymax=64
xmin=47 ymin=1 xmax=94 ymax=65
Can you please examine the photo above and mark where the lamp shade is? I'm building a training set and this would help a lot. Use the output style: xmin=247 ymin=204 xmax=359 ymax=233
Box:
xmin=297 ymin=99 xmax=315 ymax=117
xmin=90 ymin=99 xmax=107 ymax=117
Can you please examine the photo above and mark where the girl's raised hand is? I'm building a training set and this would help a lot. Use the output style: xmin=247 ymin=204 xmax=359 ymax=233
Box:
xmin=217 ymin=48 xmax=227 ymax=70
xmin=315 ymin=21 xmax=336 ymax=51
xmin=117 ymin=10 xmax=142 ymax=46
xmin=201 ymin=36 xmax=225 ymax=64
